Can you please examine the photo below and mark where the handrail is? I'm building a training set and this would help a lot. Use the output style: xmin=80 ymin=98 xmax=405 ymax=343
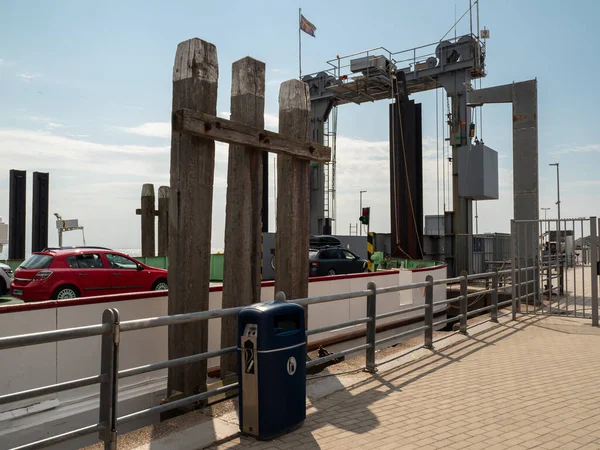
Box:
xmin=1 ymin=265 xmax=543 ymax=449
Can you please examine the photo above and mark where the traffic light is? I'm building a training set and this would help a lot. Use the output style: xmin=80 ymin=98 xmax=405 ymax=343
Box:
xmin=359 ymin=207 xmax=370 ymax=225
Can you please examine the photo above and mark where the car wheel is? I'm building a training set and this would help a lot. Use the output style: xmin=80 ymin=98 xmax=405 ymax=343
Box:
xmin=52 ymin=285 xmax=80 ymax=300
xmin=327 ymin=269 xmax=336 ymax=276
xmin=153 ymin=279 xmax=169 ymax=291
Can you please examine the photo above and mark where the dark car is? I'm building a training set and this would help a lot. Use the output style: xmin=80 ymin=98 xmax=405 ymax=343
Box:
xmin=309 ymin=247 xmax=367 ymax=277
xmin=309 ymin=235 xmax=342 ymax=249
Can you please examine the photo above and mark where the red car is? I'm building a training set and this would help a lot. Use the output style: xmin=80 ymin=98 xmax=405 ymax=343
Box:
xmin=11 ymin=247 xmax=168 ymax=302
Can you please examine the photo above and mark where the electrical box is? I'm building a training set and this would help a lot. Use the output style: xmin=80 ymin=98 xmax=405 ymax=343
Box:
xmin=56 ymin=219 xmax=79 ymax=230
xmin=0 ymin=217 xmax=8 ymax=245
xmin=424 ymin=215 xmax=445 ymax=236
xmin=457 ymin=144 xmax=499 ymax=200
xmin=350 ymin=55 xmax=394 ymax=74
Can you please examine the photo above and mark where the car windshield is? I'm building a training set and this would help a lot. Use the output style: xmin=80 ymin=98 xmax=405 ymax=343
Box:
xmin=309 ymin=250 xmax=319 ymax=259
xmin=20 ymin=254 xmax=53 ymax=269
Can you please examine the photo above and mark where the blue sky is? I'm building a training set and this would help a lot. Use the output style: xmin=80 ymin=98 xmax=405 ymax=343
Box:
xmin=1 ymin=0 xmax=599 ymax=252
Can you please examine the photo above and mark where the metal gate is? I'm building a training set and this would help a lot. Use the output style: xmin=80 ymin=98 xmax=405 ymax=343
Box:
xmin=511 ymin=217 xmax=599 ymax=324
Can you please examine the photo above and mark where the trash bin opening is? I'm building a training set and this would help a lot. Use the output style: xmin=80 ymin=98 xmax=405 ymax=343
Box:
xmin=274 ymin=314 xmax=301 ymax=335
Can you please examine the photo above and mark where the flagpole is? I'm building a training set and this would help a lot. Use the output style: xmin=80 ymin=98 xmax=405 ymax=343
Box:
xmin=298 ymin=8 xmax=302 ymax=79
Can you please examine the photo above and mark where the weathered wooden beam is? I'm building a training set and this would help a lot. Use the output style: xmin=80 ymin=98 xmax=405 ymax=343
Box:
xmin=141 ymin=184 xmax=155 ymax=257
xmin=158 ymin=186 xmax=169 ymax=257
xmin=135 ymin=209 xmax=159 ymax=216
xmin=220 ymin=57 xmax=265 ymax=379
xmin=172 ymin=108 xmax=331 ymax=162
xmin=275 ymin=80 xmax=310 ymax=315
xmin=168 ymin=38 xmax=217 ymax=401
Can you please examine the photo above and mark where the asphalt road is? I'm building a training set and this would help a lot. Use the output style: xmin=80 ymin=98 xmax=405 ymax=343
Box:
xmin=0 ymin=296 xmax=23 ymax=306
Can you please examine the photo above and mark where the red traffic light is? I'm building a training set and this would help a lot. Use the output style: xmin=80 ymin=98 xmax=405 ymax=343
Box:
xmin=362 ymin=207 xmax=370 ymax=217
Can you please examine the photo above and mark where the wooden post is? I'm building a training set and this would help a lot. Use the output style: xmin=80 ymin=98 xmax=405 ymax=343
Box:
xmin=275 ymin=80 xmax=310 ymax=308
xmin=168 ymin=38 xmax=218 ymax=400
xmin=220 ymin=57 xmax=265 ymax=378
xmin=141 ymin=183 xmax=156 ymax=257
xmin=158 ymin=186 xmax=169 ymax=257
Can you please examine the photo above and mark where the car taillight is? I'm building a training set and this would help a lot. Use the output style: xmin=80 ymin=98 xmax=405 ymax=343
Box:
xmin=311 ymin=262 xmax=319 ymax=268
xmin=33 ymin=270 xmax=53 ymax=282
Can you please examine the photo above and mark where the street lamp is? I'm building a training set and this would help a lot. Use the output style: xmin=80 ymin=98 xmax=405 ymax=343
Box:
xmin=359 ymin=190 xmax=367 ymax=236
xmin=549 ymin=163 xmax=561 ymax=226
xmin=541 ymin=207 xmax=550 ymax=221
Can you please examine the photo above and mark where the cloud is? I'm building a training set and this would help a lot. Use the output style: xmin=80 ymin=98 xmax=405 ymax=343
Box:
xmin=46 ymin=122 xmax=64 ymax=129
xmin=18 ymin=73 xmax=41 ymax=81
xmin=0 ymin=129 xmax=168 ymax=175
xmin=0 ymin=58 xmax=14 ymax=67
xmin=66 ymin=133 xmax=89 ymax=138
xmin=28 ymin=116 xmax=53 ymax=122
xmin=554 ymin=144 xmax=600 ymax=155
xmin=118 ymin=122 xmax=170 ymax=139
xmin=264 ymin=113 xmax=278 ymax=131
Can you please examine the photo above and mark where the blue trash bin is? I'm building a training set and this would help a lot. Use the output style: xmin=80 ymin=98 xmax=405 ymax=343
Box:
xmin=238 ymin=300 xmax=306 ymax=440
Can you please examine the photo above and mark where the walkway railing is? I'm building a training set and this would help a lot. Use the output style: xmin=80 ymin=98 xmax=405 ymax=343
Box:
xmin=0 ymin=266 xmax=540 ymax=450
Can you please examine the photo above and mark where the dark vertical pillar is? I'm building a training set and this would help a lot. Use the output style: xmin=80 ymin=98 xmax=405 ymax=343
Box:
xmin=389 ymin=100 xmax=423 ymax=259
xmin=32 ymin=172 xmax=49 ymax=253
xmin=9 ymin=170 xmax=26 ymax=260
xmin=157 ymin=186 xmax=169 ymax=257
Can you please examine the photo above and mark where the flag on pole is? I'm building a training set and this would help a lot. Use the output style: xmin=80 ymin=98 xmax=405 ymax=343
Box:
xmin=300 ymin=14 xmax=316 ymax=37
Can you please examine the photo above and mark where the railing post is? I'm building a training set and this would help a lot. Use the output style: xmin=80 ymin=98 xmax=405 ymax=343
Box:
xmin=591 ymin=217 xmax=598 ymax=327
xmin=491 ymin=269 xmax=499 ymax=323
xmin=424 ymin=275 xmax=434 ymax=349
xmin=99 ymin=308 xmax=120 ymax=450
xmin=365 ymin=282 xmax=377 ymax=373
xmin=460 ymin=271 xmax=468 ymax=335
xmin=510 ymin=219 xmax=518 ymax=320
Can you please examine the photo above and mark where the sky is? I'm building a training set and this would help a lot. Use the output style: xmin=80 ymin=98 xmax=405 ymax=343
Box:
xmin=1 ymin=0 xmax=599 ymax=254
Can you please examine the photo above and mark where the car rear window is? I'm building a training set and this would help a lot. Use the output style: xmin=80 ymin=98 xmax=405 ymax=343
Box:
xmin=309 ymin=250 xmax=319 ymax=259
xmin=20 ymin=254 xmax=53 ymax=269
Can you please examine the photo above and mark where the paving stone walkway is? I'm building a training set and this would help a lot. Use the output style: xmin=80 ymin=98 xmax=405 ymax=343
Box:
xmin=210 ymin=315 xmax=600 ymax=449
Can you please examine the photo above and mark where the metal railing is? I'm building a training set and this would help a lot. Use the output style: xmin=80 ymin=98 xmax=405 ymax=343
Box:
xmin=0 ymin=266 xmax=541 ymax=450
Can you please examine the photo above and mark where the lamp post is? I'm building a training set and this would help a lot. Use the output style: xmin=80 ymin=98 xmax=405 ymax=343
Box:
xmin=549 ymin=163 xmax=561 ymax=226
xmin=549 ymin=163 xmax=563 ymax=293
xmin=359 ymin=190 xmax=367 ymax=236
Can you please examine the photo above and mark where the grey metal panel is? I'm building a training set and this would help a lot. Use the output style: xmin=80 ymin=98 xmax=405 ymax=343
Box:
xmin=424 ymin=215 xmax=444 ymax=236
xmin=457 ymin=144 xmax=499 ymax=200
xmin=466 ymin=83 xmax=513 ymax=105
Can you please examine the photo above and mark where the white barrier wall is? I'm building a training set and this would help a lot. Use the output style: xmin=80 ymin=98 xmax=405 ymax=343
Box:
xmin=0 ymin=265 xmax=447 ymax=432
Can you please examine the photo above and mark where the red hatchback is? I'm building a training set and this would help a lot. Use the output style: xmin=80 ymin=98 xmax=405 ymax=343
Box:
xmin=11 ymin=247 xmax=168 ymax=302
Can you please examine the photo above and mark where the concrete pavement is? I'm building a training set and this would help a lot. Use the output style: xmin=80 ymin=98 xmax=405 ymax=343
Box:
xmin=210 ymin=315 xmax=600 ymax=449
